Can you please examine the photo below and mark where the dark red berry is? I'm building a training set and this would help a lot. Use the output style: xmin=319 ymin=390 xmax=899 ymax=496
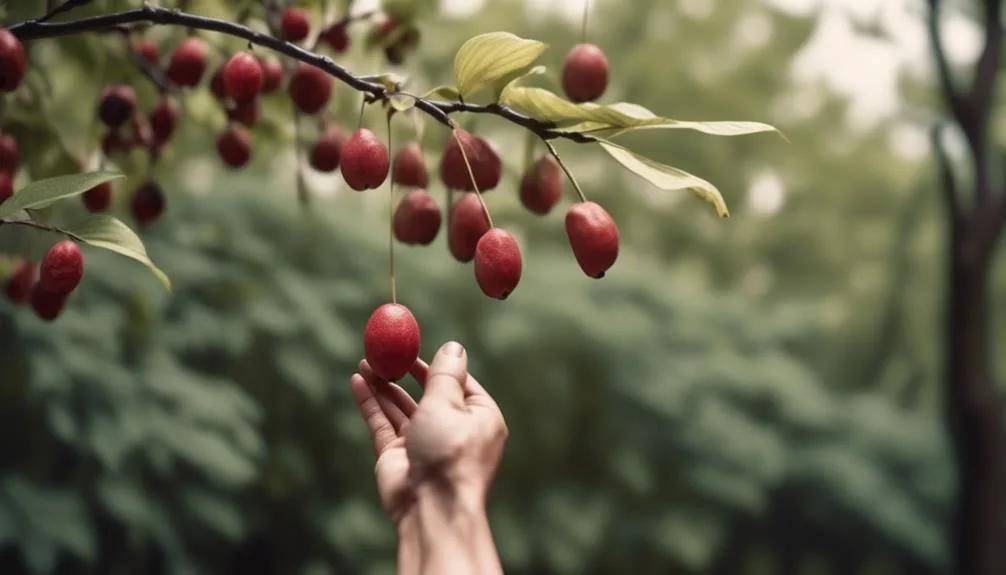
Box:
xmin=5 ymin=259 xmax=35 ymax=303
xmin=223 ymin=52 xmax=263 ymax=104
xmin=101 ymin=130 xmax=129 ymax=157
xmin=217 ymin=125 xmax=252 ymax=168
xmin=0 ymin=28 xmax=26 ymax=93
xmin=392 ymin=142 xmax=428 ymax=188
xmin=0 ymin=132 xmax=18 ymax=173
xmin=474 ymin=228 xmax=522 ymax=300
xmin=561 ymin=43 xmax=609 ymax=103
xmin=288 ymin=63 xmax=333 ymax=115
xmin=98 ymin=84 xmax=137 ymax=129
xmin=322 ymin=22 xmax=350 ymax=53
xmin=565 ymin=201 xmax=619 ymax=278
xmin=363 ymin=303 xmax=421 ymax=382
xmin=166 ymin=37 xmax=208 ymax=87
xmin=309 ymin=126 xmax=346 ymax=173
xmin=132 ymin=181 xmax=165 ymax=227
xmin=340 ymin=128 xmax=389 ymax=191
xmin=135 ymin=39 xmax=160 ymax=65
xmin=447 ymin=192 xmax=490 ymax=263
xmin=519 ymin=155 xmax=564 ymax=215
xmin=280 ymin=8 xmax=311 ymax=43
xmin=82 ymin=182 xmax=112 ymax=212
xmin=30 ymin=284 xmax=67 ymax=321
xmin=209 ymin=66 xmax=228 ymax=101
xmin=393 ymin=189 xmax=441 ymax=246
xmin=0 ymin=172 xmax=11 ymax=204
xmin=260 ymin=58 xmax=283 ymax=93
xmin=40 ymin=240 xmax=84 ymax=294
xmin=149 ymin=98 xmax=179 ymax=144
xmin=440 ymin=130 xmax=501 ymax=192
xmin=227 ymin=98 xmax=260 ymax=127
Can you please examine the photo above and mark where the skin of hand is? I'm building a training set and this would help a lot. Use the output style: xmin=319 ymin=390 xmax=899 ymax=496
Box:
xmin=350 ymin=341 xmax=508 ymax=575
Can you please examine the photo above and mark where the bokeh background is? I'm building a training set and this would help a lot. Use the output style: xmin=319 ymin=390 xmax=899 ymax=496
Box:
xmin=0 ymin=0 xmax=1000 ymax=573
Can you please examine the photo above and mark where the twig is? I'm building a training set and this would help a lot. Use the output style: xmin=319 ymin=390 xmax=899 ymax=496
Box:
xmin=37 ymin=0 xmax=94 ymax=23
xmin=932 ymin=123 xmax=963 ymax=230
xmin=7 ymin=6 xmax=597 ymax=143
xmin=0 ymin=217 xmax=84 ymax=241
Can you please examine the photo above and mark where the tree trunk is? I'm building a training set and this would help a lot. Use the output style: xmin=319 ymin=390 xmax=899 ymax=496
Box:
xmin=945 ymin=236 xmax=1006 ymax=575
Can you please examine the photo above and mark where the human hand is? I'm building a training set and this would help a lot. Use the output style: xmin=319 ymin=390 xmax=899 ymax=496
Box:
xmin=350 ymin=340 xmax=509 ymax=531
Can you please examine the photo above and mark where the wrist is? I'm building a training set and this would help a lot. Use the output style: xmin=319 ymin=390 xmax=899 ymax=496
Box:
xmin=407 ymin=479 xmax=502 ymax=575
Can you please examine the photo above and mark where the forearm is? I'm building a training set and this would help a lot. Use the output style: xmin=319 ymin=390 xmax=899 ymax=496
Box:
xmin=399 ymin=483 xmax=503 ymax=575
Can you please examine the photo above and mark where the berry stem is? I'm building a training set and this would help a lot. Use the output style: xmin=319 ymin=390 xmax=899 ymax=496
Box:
xmin=580 ymin=0 xmax=590 ymax=44
xmin=543 ymin=139 xmax=588 ymax=203
xmin=386 ymin=110 xmax=397 ymax=304
xmin=451 ymin=128 xmax=494 ymax=228
xmin=356 ymin=93 xmax=366 ymax=130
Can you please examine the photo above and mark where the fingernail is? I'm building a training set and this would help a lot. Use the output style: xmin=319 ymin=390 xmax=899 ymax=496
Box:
xmin=441 ymin=341 xmax=464 ymax=357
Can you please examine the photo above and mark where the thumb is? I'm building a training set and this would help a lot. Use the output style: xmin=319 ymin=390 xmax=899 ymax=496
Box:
xmin=421 ymin=341 xmax=467 ymax=408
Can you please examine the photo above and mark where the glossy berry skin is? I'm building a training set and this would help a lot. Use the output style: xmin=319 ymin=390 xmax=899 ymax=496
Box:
xmin=474 ymin=228 xmax=522 ymax=300
xmin=166 ymin=37 xmax=208 ymax=87
xmin=135 ymin=39 xmax=160 ymax=65
xmin=0 ymin=28 xmax=26 ymax=93
xmin=565 ymin=201 xmax=619 ymax=278
xmin=364 ymin=303 xmax=421 ymax=382
xmin=322 ymin=22 xmax=350 ymax=53
xmin=5 ymin=259 xmax=35 ymax=303
xmin=519 ymin=155 xmax=564 ymax=215
xmin=30 ymin=284 xmax=67 ymax=321
xmin=0 ymin=172 xmax=12 ymax=204
xmin=561 ymin=43 xmax=609 ymax=103
xmin=223 ymin=52 xmax=263 ymax=104
xmin=149 ymin=98 xmax=179 ymax=144
xmin=227 ymin=98 xmax=260 ymax=127
xmin=260 ymin=59 xmax=283 ymax=93
xmin=447 ymin=192 xmax=490 ymax=263
xmin=40 ymin=240 xmax=84 ymax=294
xmin=340 ymin=128 xmax=389 ymax=191
xmin=132 ymin=182 xmax=166 ymax=227
xmin=98 ymin=84 xmax=137 ymax=129
xmin=82 ymin=182 xmax=112 ymax=212
xmin=440 ymin=130 xmax=501 ymax=192
xmin=392 ymin=142 xmax=428 ymax=188
xmin=309 ymin=127 xmax=345 ymax=173
xmin=280 ymin=7 xmax=311 ymax=43
xmin=0 ymin=132 xmax=18 ymax=173
xmin=217 ymin=125 xmax=252 ymax=168
xmin=393 ymin=189 xmax=441 ymax=246
xmin=288 ymin=63 xmax=333 ymax=115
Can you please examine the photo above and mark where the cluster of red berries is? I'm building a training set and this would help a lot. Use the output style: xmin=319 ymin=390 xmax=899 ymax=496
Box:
xmin=0 ymin=27 xmax=25 ymax=205
xmin=4 ymin=241 xmax=85 ymax=321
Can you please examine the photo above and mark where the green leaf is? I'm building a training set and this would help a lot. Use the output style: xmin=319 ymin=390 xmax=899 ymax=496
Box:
xmin=597 ymin=139 xmax=730 ymax=218
xmin=63 ymin=214 xmax=172 ymax=291
xmin=564 ymin=102 xmax=786 ymax=140
xmin=493 ymin=64 xmax=547 ymax=101
xmin=388 ymin=93 xmax=417 ymax=112
xmin=499 ymin=86 xmax=603 ymax=124
xmin=453 ymin=32 xmax=548 ymax=99
xmin=0 ymin=172 xmax=124 ymax=219
xmin=422 ymin=85 xmax=462 ymax=101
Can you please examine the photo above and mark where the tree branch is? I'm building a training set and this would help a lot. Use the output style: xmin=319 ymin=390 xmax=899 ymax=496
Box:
xmin=932 ymin=123 xmax=964 ymax=225
xmin=971 ymin=0 xmax=1003 ymax=116
xmin=7 ymin=6 xmax=596 ymax=143
xmin=927 ymin=0 xmax=969 ymax=126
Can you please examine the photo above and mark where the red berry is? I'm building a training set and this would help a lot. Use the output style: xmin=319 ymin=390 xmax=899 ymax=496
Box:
xmin=0 ymin=28 xmax=26 ymax=93
xmin=363 ymin=303 xmax=421 ymax=382
xmin=280 ymin=7 xmax=311 ymax=43
xmin=385 ymin=44 xmax=405 ymax=65
xmin=0 ymin=132 xmax=18 ymax=173
xmin=340 ymin=128 xmax=389 ymax=191
xmin=149 ymin=98 xmax=179 ymax=144
xmin=561 ymin=43 xmax=609 ymax=103
xmin=166 ymin=37 xmax=208 ymax=87
xmin=132 ymin=181 xmax=165 ymax=226
xmin=135 ymin=39 xmax=160 ymax=65
xmin=260 ymin=58 xmax=283 ymax=93
xmin=223 ymin=52 xmax=263 ymax=104
xmin=565 ymin=201 xmax=619 ymax=278
xmin=227 ymin=98 xmax=260 ymax=127
xmin=98 ymin=84 xmax=137 ymax=129
xmin=5 ymin=259 xmax=35 ymax=303
xmin=30 ymin=284 xmax=67 ymax=321
xmin=309 ymin=126 xmax=346 ymax=173
xmin=519 ymin=155 xmax=564 ymax=215
xmin=392 ymin=142 xmax=428 ymax=188
xmin=474 ymin=228 xmax=522 ymax=300
xmin=288 ymin=63 xmax=333 ymax=115
xmin=209 ymin=66 xmax=228 ymax=101
xmin=101 ymin=130 xmax=129 ymax=157
xmin=40 ymin=240 xmax=84 ymax=295
xmin=0 ymin=172 xmax=11 ymax=204
xmin=217 ymin=125 xmax=252 ymax=168
xmin=447 ymin=192 xmax=490 ymax=263
xmin=82 ymin=181 xmax=112 ymax=212
xmin=393 ymin=189 xmax=441 ymax=246
xmin=322 ymin=22 xmax=350 ymax=53
xmin=439 ymin=130 xmax=501 ymax=192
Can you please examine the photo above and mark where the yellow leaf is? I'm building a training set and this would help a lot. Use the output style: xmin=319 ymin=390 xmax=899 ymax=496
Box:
xmin=453 ymin=32 xmax=548 ymax=99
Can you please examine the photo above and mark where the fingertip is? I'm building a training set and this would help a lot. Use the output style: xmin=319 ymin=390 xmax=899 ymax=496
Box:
xmin=409 ymin=359 xmax=429 ymax=386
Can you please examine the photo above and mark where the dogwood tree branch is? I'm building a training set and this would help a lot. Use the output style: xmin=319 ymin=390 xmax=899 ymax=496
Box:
xmin=8 ymin=5 xmax=596 ymax=143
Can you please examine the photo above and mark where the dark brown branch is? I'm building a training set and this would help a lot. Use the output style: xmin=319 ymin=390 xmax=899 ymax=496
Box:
xmin=971 ymin=0 xmax=1003 ymax=115
xmin=931 ymin=123 xmax=963 ymax=228
xmin=927 ymin=0 xmax=969 ymax=129
xmin=7 ymin=6 xmax=596 ymax=143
